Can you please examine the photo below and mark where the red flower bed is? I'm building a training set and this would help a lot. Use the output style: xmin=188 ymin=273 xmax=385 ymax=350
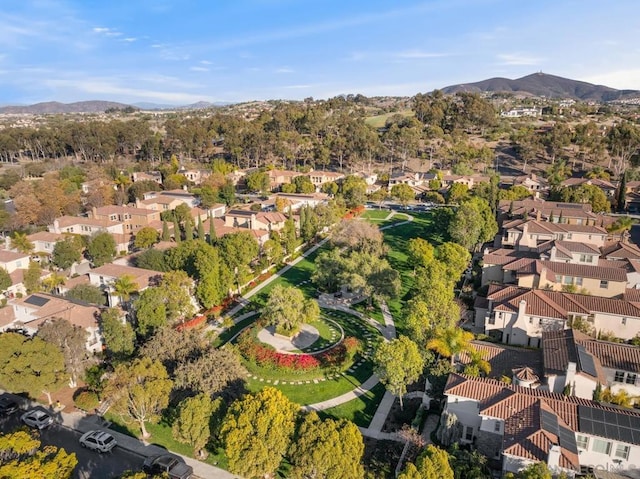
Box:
xmin=176 ymin=314 xmax=206 ymax=331
xmin=236 ymin=327 xmax=361 ymax=374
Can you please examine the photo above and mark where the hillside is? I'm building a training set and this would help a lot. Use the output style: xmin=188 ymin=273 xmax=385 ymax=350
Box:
xmin=0 ymin=101 xmax=134 ymax=114
xmin=441 ymin=72 xmax=640 ymax=101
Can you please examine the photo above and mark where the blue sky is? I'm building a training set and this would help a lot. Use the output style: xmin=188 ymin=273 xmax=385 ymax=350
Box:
xmin=1 ymin=0 xmax=639 ymax=105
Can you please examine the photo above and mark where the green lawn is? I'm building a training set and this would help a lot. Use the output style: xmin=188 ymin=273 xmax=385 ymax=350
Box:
xmin=360 ymin=210 xmax=391 ymax=221
xmin=377 ymin=212 xmax=445 ymax=331
xmin=319 ymin=382 xmax=387 ymax=427
xmin=351 ymin=301 xmax=385 ymax=325
xmin=364 ymin=110 xmax=414 ymax=129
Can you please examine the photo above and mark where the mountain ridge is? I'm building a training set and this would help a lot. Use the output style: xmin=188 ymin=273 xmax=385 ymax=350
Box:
xmin=440 ymin=72 xmax=640 ymax=101
xmin=0 ymin=101 xmax=135 ymax=114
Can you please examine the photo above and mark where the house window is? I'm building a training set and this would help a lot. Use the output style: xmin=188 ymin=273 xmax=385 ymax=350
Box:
xmin=615 ymin=444 xmax=630 ymax=460
xmin=529 ymin=317 xmax=533 ymax=323
xmin=592 ymin=439 xmax=612 ymax=455
xmin=600 ymin=280 xmax=609 ymax=289
xmin=615 ymin=371 xmax=625 ymax=382
xmin=488 ymin=315 xmax=495 ymax=325
xmin=567 ymin=233 xmax=573 ymax=240
xmin=622 ymin=318 xmax=627 ymax=325
xmin=576 ymin=435 xmax=589 ymax=450
xmin=575 ymin=277 xmax=583 ymax=286
xmin=494 ymin=421 xmax=501 ymax=433
xmin=564 ymin=276 xmax=574 ymax=285
xmin=465 ymin=426 xmax=473 ymax=441
xmin=626 ymin=373 xmax=637 ymax=385
xmin=555 ymin=275 xmax=562 ymax=283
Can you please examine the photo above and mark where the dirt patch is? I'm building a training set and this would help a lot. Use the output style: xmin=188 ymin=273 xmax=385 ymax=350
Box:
xmin=382 ymin=397 xmax=422 ymax=433
xmin=38 ymin=381 xmax=86 ymax=413
xmin=363 ymin=438 xmax=405 ymax=479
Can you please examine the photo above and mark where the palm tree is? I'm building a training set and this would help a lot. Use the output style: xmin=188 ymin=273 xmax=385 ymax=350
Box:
xmin=112 ymin=274 xmax=138 ymax=309
xmin=42 ymin=272 xmax=66 ymax=294
xmin=462 ymin=346 xmax=491 ymax=377
xmin=427 ymin=327 xmax=474 ymax=365
xmin=11 ymin=232 xmax=34 ymax=254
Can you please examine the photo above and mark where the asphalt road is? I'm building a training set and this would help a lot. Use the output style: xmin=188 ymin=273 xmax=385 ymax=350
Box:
xmin=0 ymin=405 xmax=144 ymax=479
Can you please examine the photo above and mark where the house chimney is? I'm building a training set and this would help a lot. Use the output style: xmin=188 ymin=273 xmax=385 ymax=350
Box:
xmin=91 ymin=206 xmax=98 ymax=219
xmin=565 ymin=361 xmax=577 ymax=387
xmin=547 ymin=444 xmax=561 ymax=471
xmin=550 ymin=246 xmax=557 ymax=262
xmin=518 ymin=299 xmax=527 ymax=319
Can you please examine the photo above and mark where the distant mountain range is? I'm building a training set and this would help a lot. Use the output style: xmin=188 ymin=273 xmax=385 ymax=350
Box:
xmin=441 ymin=72 xmax=640 ymax=102
xmin=0 ymin=101 xmax=133 ymax=114
xmin=0 ymin=100 xmax=231 ymax=114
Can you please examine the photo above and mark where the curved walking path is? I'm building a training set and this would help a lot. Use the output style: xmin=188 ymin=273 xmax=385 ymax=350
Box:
xmin=215 ymin=211 xmax=418 ymax=435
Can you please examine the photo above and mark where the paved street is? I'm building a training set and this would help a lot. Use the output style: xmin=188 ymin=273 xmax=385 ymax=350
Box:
xmin=0 ymin=405 xmax=143 ymax=479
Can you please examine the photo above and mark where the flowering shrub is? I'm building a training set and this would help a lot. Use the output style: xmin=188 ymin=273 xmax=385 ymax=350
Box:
xmin=177 ymin=314 xmax=206 ymax=331
xmin=236 ymin=327 xmax=360 ymax=374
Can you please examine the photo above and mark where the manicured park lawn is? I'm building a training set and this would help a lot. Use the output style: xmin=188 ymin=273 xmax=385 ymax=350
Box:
xmin=364 ymin=110 xmax=414 ymax=128
xmin=320 ymin=382 xmax=387 ymax=427
xmin=361 ymin=209 xmax=391 ymax=221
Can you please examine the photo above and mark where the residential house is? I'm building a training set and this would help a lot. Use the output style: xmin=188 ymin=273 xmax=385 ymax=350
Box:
xmin=224 ymin=209 xmax=288 ymax=232
xmin=137 ymin=189 xmax=199 ymax=211
xmin=48 ymin=216 xmax=129 ymax=253
xmin=478 ymin=284 xmax=640 ymax=345
xmin=502 ymin=173 xmax=549 ymax=198
xmin=81 ymin=178 xmax=116 ymax=195
xmin=89 ymin=205 xmax=161 ymax=235
xmin=562 ymin=177 xmax=617 ymax=197
xmin=502 ymin=220 xmax=608 ymax=250
xmin=443 ymin=373 xmax=640 ymax=476
xmin=0 ymin=250 xmax=31 ymax=274
xmin=441 ymin=174 xmax=490 ymax=190
xmin=177 ymin=167 xmax=211 ymax=185
xmin=497 ymin=199 xmax=599 ymax=228
xmin=543 ymin=329 xmax=640 ymax=400
xmin=500 ymin=107 xmax=542 ymax=117
xmin=131 ymin=171 xmax=162 ymax=184
xmin=87 ymin=264 xmax=163 ymax=307
xmin=202 ymin=216 xmax=270 ymax=245
xmin=8 ymin=293 xmax=102 ymax=352
xmin=273 ymin=192 xmax=329 ymax=211
xmin=26 ymin=231 xmax=64 ymax=257
xmin=308 ymin=170 xmax=344 ymax=191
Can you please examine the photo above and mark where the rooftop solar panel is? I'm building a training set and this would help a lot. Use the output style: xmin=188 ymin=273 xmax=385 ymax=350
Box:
xmin=24 ymin=295 xmax=50 ymax=307
xmin=576 ymin=345 xmax=598 ymax=378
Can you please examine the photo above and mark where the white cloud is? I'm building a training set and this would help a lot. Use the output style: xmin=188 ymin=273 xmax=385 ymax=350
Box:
xmin=92 ymin=26 xmax=122 ymax=37
xmin=497 ymin=53 xmax=543 ymax=66
xmin=583 ymin=69 xmax=640 ymax=89
xmin=276 ymin=67 xmax=294 ymax=73
xmin=190 ymin=66 xmax=209 ymax=72
xmin=396 ymin=50 xmax=449 ymax=59
xmin=200 ymin=60 xmax=212 ymax=65
xmin=44 ymin=77 xmax=211 ymax=104
xmin=122 ymin=37 xmax=137 ymax=43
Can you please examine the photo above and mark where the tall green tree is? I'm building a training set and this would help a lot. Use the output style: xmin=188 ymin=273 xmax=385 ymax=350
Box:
xmin=373 ymin=336 xmax=424 ymax=410
xmin=24 ymin=261 xmax=42 ymax=294
xmin=221 ymin=387 xmax=298 ymax=478
xmin=104 ymin=357 xmax=173 ymax=439
xmin=427 ymin=327 xmax=474 ymax=365
xmin=398 ymin=445 xmax=454 ymax=479
xmin=288 ymin=411 xmax=365 ymax=479
xmin=390 ymin=183 xmax=415 ymax=206
xmin=173 ymin=393 xmax=220 ymax=458
xmin=0 ymin=268 xmax=11 ymax=292
xmin=197 ymin=216 xmax=205 ymax=240
xmin=0 ymin=430 xmax=78 ymax=479
xmin=51 ymin=237 xmax=83 ymax=270
xmin=65 ymin=284 xmax=106 ymax=305
xmin=0 ymin=333 xmax=66 ymax=405
xmin=262 ymin=285 xmax=319 ymax=335
xmin=134 ymin=227 xmax=159 ymax=249
xmin=37 ymin=318 xmax=90 ymax=388
xmin=87 ymin=232 xmax=116 ymax=266
xmin=101 ymin=308 xmax=135 ymax=360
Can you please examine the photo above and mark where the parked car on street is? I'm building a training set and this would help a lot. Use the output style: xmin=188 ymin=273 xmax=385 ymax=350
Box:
xmin=79 ymin=430 xmax=117 ymax=453
xmin=20 ymin=409 xmax=53 ymax=429
xmin=143 ymin=454 xmax=193 ymax=479
xmin=0 ymin=396 xmax=19 ymax=415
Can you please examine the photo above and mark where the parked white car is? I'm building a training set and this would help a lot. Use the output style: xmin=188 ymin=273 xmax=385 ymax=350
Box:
xmin=20 ymin=409 xmax=54 ymax=429
xmin=79 ymin=430 xmax=117 ymax=453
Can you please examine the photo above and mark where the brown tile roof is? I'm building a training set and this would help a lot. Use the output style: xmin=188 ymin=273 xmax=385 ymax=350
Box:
xmin=93 ymin=205 xmax=157 ymax=216
xmin=555 ymin=240 xmax=601 ymax=255
xmin=487 ymin=285 xmax=640 ymax=320
xmin=12 ymin=293 xmax=100 ymax=329
xmin=543 ymin=329 xmax=639 ymax=383
xmin=27 ymin=231 xmax=64 ymax=243
xmin=512 ymin=220 xmax=607 ymax=236
xmin=54 ymin=216 xmax=117 ymax=228
xmin=624 ymin=288 xmax=640 ymax=302
xmin=562 ymin=177 xmax=615 ymax=190
xmin=444 ymin=373 xmax=640 ymax=470
xmin=0 ymin=250 xmax=30 ymax=263
xmin=544 ymin=261 xmax=628 ymax=282
xmin=458 ymin=341 xmax=543 ymax=379
xmin=602 ymin=241 xmax=640 ymax=260
xmin=89 ymin=264 xmax=163 ymax=289
xmin=0 ymin=305 xmax=15 ymax=327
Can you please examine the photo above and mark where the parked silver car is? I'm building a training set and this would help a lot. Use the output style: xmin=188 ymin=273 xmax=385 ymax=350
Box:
xmin=79 ymin=430 xmax=117 ymax=453
xmin=20 ymin=409 xmax=53 ymax=429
